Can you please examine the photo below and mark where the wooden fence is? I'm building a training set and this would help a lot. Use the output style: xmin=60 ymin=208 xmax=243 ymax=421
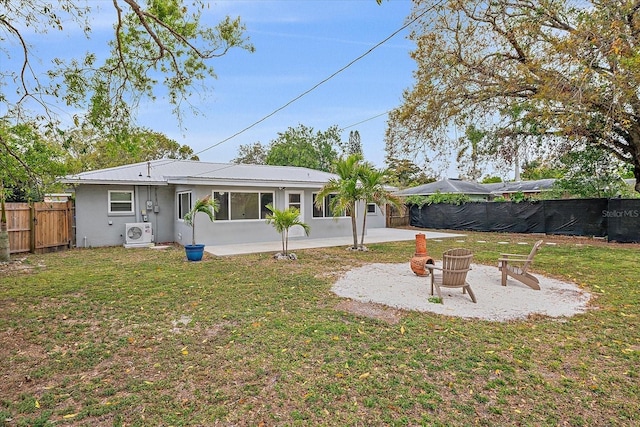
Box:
xmin=5 ymin=201 xmax=75 ymax=254
xmin=386 ymin=204 xmax=410 ymax=228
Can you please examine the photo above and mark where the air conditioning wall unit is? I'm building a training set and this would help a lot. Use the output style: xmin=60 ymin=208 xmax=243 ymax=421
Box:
xmin=124 ymin=223 xmax=154 ymax=248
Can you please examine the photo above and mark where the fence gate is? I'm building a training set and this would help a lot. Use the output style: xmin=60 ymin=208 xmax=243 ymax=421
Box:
xmin=5 ymin=201 xmax=75 ymax=254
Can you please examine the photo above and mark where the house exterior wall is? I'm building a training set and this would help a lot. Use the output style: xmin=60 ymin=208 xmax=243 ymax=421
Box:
xmin=75 ymin=183 xmax=388 ymax=248
xmin=74 ymin=184 xmax=173 ymax=247
xmin=173 ymin=186 xmax=378 ymax=246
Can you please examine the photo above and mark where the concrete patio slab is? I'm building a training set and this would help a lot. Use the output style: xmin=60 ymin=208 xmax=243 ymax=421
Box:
xmin=204 ymin=228 xmax=465 ymax=256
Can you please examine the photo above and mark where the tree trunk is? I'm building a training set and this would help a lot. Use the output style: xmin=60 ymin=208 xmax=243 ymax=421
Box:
xmin=282 ymin=230 xmax=287 ymax=255
xmin=350 ymin=208 xmax=358 ymax=250
xmin=0 ymin=230 xmax=8 ymax=262
xmin=0 ymin=198 xmax=9 ymax=262
xmin=360 ymin=210 xmax=368 ymax=248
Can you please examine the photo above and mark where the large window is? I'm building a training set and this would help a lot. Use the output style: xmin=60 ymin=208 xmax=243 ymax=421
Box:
xmin=108 ymin=190 xmax=134 ymax=214
xmin=177 ymin=192 xmax=192 ymax=220
xmin=213 ymin=191 xmax=274 ymax=221
xmin=312 ymin=193 xmax=347 ymax=218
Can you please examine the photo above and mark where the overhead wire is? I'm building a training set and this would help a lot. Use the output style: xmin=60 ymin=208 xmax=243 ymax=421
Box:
xmin=190 ymin=3 xmax=433 ymax=159
xmin=151 ymin=2 xmax=438 ymax=176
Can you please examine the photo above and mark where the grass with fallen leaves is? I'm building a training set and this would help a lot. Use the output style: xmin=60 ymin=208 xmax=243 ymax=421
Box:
xmin=1 ymin=231 xmax=639 ymax=426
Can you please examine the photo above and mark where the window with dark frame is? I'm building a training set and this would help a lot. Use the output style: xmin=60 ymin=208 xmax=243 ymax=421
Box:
xmin=312 ymin=193 xmax=347 ymax=218
xmin=214 ymin=191 xmax=274 ymax=220
xmin=177 ymin=192 xmax=192 ymax=220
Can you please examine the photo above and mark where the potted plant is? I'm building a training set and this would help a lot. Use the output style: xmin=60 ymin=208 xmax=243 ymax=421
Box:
xmin=183 ymin=195 xmax=219 ymax=261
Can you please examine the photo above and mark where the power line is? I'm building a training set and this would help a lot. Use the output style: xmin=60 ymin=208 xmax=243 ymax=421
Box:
xmin=192 ymin=4 xmax=433 ymax=158
xmin=339 ymin=110 xmax=391 ymax=132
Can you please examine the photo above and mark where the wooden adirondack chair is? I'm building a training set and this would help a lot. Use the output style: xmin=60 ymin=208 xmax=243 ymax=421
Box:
xmin=498 ymin=240 xmax=543 ymax=290
xmin=425 ymin=248 xmax=476 ymax=303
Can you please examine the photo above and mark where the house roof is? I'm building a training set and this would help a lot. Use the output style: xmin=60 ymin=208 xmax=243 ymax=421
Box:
xmin=396 ymin=178 xmax=492 ymax=196
xmin=396 ymin=178 xmax=558 ymax=196
xmin=61 ymin=160 xmax=338 ymax=188
xmin=488 ymin=178 xmax=556 ymax=194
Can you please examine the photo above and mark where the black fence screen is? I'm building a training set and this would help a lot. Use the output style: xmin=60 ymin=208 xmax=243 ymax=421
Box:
xmin=606 ymin=199 xmax=640 ymax=243
xmin=409 ymin=199 xmax=639 ymax=243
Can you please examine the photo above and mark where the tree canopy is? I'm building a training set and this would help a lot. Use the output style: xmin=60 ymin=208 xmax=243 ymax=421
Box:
xmin=383 ymin=157 xmax=434 ymax=189
xmin=1 ymin=0 xmax=253 ymax=193
xmin=386 ymin=0 xmax=640 ymax=192
xmin=62 ymin=127 xmax=198 ymax=174
xmin=0 ymin=120 xmax=67 ymax=201
xmin=265 ymin=124 xmax=340 ymax=172
xmin=232 ymin=142 xmax=268 ymax=165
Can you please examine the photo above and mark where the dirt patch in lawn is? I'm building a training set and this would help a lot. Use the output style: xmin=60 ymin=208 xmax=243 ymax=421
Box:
xmin=335 ymin=300 xmax=404 ymax=324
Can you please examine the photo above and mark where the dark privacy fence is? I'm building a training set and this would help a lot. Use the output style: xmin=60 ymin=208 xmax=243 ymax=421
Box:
xmin=409 ymin=199 xmax=640 ymax=243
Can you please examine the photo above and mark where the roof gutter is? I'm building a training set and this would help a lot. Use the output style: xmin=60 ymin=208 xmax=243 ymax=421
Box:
xmin=60 ymin=178 xmax=169 ymax=186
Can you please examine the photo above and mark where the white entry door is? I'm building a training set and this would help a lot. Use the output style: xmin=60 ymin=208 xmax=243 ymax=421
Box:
xmin=286 ymin=191 xmax=305 ymax=237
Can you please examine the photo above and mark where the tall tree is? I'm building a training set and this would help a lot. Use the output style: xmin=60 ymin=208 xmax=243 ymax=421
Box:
xmin=384 ymin=157 xmax=434 ymax=188
xmin=232 ymin=142 xmax=268 ymax=165
xmin=1 ymin=0 xmax=253 ymax=188
xmin=62 ymin=127 xmax=198 ymax=173
xmin=345 ymin=130 xmax=363 ymax=156
xmin=456 ymin=125 xmax=487 ymax=182
xmin=265 ymin=125 xmax=340 ymax=172
xmin=520 ymin=159 xmax=564 ymax=181
xmin=386 ymin=0 xmax=640 ymax=193
xmin=0 ymin=120 xmax=67 ymax=201
xmin=552 ymin=145 xmax=631 ymax=198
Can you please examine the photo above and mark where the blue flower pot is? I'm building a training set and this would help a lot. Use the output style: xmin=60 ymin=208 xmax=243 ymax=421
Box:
xmin=185 ymin=244 xmax=205 ymax=261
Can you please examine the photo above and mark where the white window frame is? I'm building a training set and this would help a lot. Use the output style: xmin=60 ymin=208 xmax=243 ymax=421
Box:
xmin=108 ymin=190 xmax=134 ymax=214
xmin=177 ymin=191 xmax=192 ymax=221
xmin=286 ymin=191 xmax=305 ymax=237
xmin=367 ymin=203 xmax=378 ymax=215
xmin=213 ymin=190 xmax=274 ymax=221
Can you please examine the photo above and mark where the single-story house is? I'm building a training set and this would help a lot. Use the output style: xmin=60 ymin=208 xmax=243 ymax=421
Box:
xmin=61 ymin=160 xmax=389 ymax=248
xmin=395 ymin=178 xmax=492 ymax=201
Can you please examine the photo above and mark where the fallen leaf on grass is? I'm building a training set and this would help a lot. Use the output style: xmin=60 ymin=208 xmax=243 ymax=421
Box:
xmin=359 ymin=372 xmax=370 ymax=379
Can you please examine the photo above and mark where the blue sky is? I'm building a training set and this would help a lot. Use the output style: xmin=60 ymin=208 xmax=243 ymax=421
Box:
xmin=6 ymin=0 xmax=423 ymax=170
xmin=159 ymin=0 xmax=418 ymax=169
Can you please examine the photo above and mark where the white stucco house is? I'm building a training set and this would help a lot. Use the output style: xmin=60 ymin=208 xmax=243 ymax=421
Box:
xmin=61 ymin=160 xmax=388 ymax=248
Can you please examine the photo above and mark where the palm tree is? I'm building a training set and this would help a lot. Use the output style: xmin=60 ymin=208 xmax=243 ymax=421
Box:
xmin=316 ymin=154 xmax=363 ymax=249
xmin=265 ymin=204 xmax=310 ymax=256
xmin=184 ymin=195 xmax=219 ymax=246
xmin=358 ymin=165 xmax=403 ymax=248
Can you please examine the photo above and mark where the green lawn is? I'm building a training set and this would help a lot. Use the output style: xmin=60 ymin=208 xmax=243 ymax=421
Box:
xmin=1 ymin=232 xmax=639 ymax=426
